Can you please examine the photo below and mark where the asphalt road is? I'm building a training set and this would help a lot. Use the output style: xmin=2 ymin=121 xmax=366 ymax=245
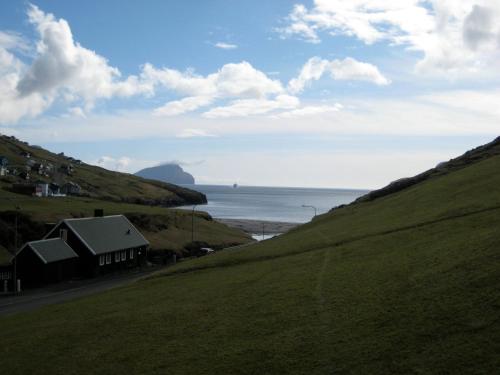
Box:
xmin=0 ymin=266 xmax=162 ymax=317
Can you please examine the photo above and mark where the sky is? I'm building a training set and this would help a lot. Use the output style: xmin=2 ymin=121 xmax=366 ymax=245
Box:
xmin=0 ymin=1 xmax=499 ymax=189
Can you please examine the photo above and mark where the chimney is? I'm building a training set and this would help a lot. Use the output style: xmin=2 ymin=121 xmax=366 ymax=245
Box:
xmin=94 ymin=209 xmax=104 ymax=217
xmin=60 ymin=229 xmax=68 ymax=242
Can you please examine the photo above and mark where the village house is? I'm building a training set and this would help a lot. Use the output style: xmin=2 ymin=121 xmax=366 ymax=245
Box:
xmin=34 ymin=183 xmax=65 ymax=197
xmin=5 ymin=213 xmax=149 ymax=291
xmin=35 ymin=183 xmax=49 ymax=197
xmin=61 ymin=181 xmax=81 ymax=195
xmin=49 ymin=182 xmax=61 ymax=195
xmin=44 ymin=214 xmax=149 ymax=277
xmin=20 ymin=151 xmax=31 ymax=158
xmin=0 ymin=156 xmax=9 ymax=177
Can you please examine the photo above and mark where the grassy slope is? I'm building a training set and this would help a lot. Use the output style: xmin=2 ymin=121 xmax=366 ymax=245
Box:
xmin=0 ymin=135 xmax=205 ymax=205
xmin=0 ymin=192 xmax=252 ymax=252
xmin=1 ymin=152 xmax=500 ymax=373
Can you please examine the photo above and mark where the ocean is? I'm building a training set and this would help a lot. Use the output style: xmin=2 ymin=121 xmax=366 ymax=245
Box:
xmin=179 ymin=185 xmax=369 ymax=223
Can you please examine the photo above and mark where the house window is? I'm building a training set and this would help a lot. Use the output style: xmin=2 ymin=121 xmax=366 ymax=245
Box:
xmin=99 ymin=255 xmax=105 ymax=266
xmin=115 ymin=252 xmax=120 ymax=262
xmin=130 ymin=249 xmax=134 ymax=259
xmin=106 ymin=254 xmax=111 ymax=264
xmin=121 ymin=250 xmax=126 ymax=261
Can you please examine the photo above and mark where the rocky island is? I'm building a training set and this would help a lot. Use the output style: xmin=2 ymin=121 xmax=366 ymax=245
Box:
xmin=135 ymin=163 xmax=195 ymax=185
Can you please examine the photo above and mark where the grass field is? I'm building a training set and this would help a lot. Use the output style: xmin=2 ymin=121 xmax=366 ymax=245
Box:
xmin=1 ymin=150 xmax=499 ymax=374
xmin=0 ymin=191 xmax=252 ymax=252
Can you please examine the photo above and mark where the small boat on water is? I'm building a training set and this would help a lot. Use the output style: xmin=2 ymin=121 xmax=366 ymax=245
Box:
xmin=233 ymin=183 xmax=238 ymax=188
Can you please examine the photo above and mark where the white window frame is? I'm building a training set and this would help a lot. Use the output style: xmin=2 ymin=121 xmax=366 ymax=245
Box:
xmin=121 ymin=250 xmax=126 ymax=261
xmin=106 ymin=253 xmax=111 ymax=264
xmin=99 ymin=255 xmax=105 ymax=266
xmin=115 ymin=252 xmax=120 ymax=262
xmin=130 ymin=249 xmax=134 ymax=259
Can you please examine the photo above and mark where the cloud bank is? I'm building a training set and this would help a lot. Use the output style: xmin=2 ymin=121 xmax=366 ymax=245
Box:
xmin=0 ymin=4 xmax=389 ymax=124
xmin=277 ymin=0 xmax=500 ymax=74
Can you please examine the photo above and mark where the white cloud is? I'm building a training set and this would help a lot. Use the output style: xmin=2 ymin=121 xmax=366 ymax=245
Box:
xmin=419 ymin=89 xmax=500 ymax=118
xmin=149 ymin=61 xmax=286 ymax=117
xmin=0 ymin=45 xmax=51 ymax=124
xmin=66 ymin=106 xmax=86 ymax=118
xmin=144 ymin=61 xmax=283 ymax=100
xmin=278 ymin=0 xmax=500 ymax=75
xmin=214 ymin=42 xmax=238 ymax=50
xmin=153 ymin=96 xmax=214 ymax=116
xmin=288 ymin=57 xmax=389 ymax=94
xmin=0 ymin=5 xmax=153 ymax=124
xmin=2 ymin=6 xmax=287 ymax=122
xmin=17 ymin=5 xmax=153 ymax=103
xmin=0 ymin=31 xmax=31 ymax=53
xmin=275 ymin=4 xmax=321 ymax=44
xmin=176 ymin=128 xmax=216 ymax=138
xmin=8 ymin=88 xmax=500 ymax=146
xmin=97 ymin=156 xmax=131 ymax=172
xmin=272 ymin=103 xmax=343 ymax=119
xmin=202 ymin=94 xmax=300 ymax=118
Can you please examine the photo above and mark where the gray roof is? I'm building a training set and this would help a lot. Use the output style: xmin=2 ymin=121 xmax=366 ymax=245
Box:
xmin=63 ymin=215 xmax=149 ymax=255
xmin=24 ymin=238 xmax=79 ymax=264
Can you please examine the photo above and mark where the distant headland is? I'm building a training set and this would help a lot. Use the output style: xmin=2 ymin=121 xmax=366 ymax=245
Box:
xmin=135 ymin=163 xmax=195 ymax=185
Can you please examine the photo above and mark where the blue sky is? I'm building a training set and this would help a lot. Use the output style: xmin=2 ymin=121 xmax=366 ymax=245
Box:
xmin=0 ymin=1 xmax=499 ymax=188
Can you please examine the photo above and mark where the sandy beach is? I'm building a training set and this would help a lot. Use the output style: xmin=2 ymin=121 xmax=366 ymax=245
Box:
xmin=216 ymin=218 xmax=300 ymax=235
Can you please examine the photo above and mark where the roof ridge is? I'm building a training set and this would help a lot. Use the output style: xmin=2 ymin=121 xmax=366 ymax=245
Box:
xmin=28 ymin=238 xmax=64 ymax=244
xmin=64 ymin=214 xmax=124 ymax=222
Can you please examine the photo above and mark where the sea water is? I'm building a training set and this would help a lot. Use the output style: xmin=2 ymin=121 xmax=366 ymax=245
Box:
xmin=179 ymin=185 xmax=369 ymax=223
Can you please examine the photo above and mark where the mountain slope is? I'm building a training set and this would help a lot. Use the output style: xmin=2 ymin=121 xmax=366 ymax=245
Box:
xmin=1 ymin=138 xmax=500 ymax=374
xmin=135 ymin=163 xmax=195 ymax=185
xmin=0 ymin=134 xmax=205 ymax=206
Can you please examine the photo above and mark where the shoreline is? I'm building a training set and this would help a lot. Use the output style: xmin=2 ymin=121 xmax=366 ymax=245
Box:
xmin=216 ymin=218 xmax=300 ymax=235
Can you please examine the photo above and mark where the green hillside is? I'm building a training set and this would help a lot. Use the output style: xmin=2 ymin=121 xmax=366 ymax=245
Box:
xmin=1 ymin=138 xmax=500 ymax=374
xmin=0 ymin=134 xmax=205 ymax=206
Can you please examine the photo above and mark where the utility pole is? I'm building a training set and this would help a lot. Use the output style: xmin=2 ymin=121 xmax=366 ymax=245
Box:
xmin=3 ymin=198 xmax=21 ymax=293
xmin=262 ymin=223 xmax=265 ymax=241
xmin=13 ymin=204 xmax=21 ymax=293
